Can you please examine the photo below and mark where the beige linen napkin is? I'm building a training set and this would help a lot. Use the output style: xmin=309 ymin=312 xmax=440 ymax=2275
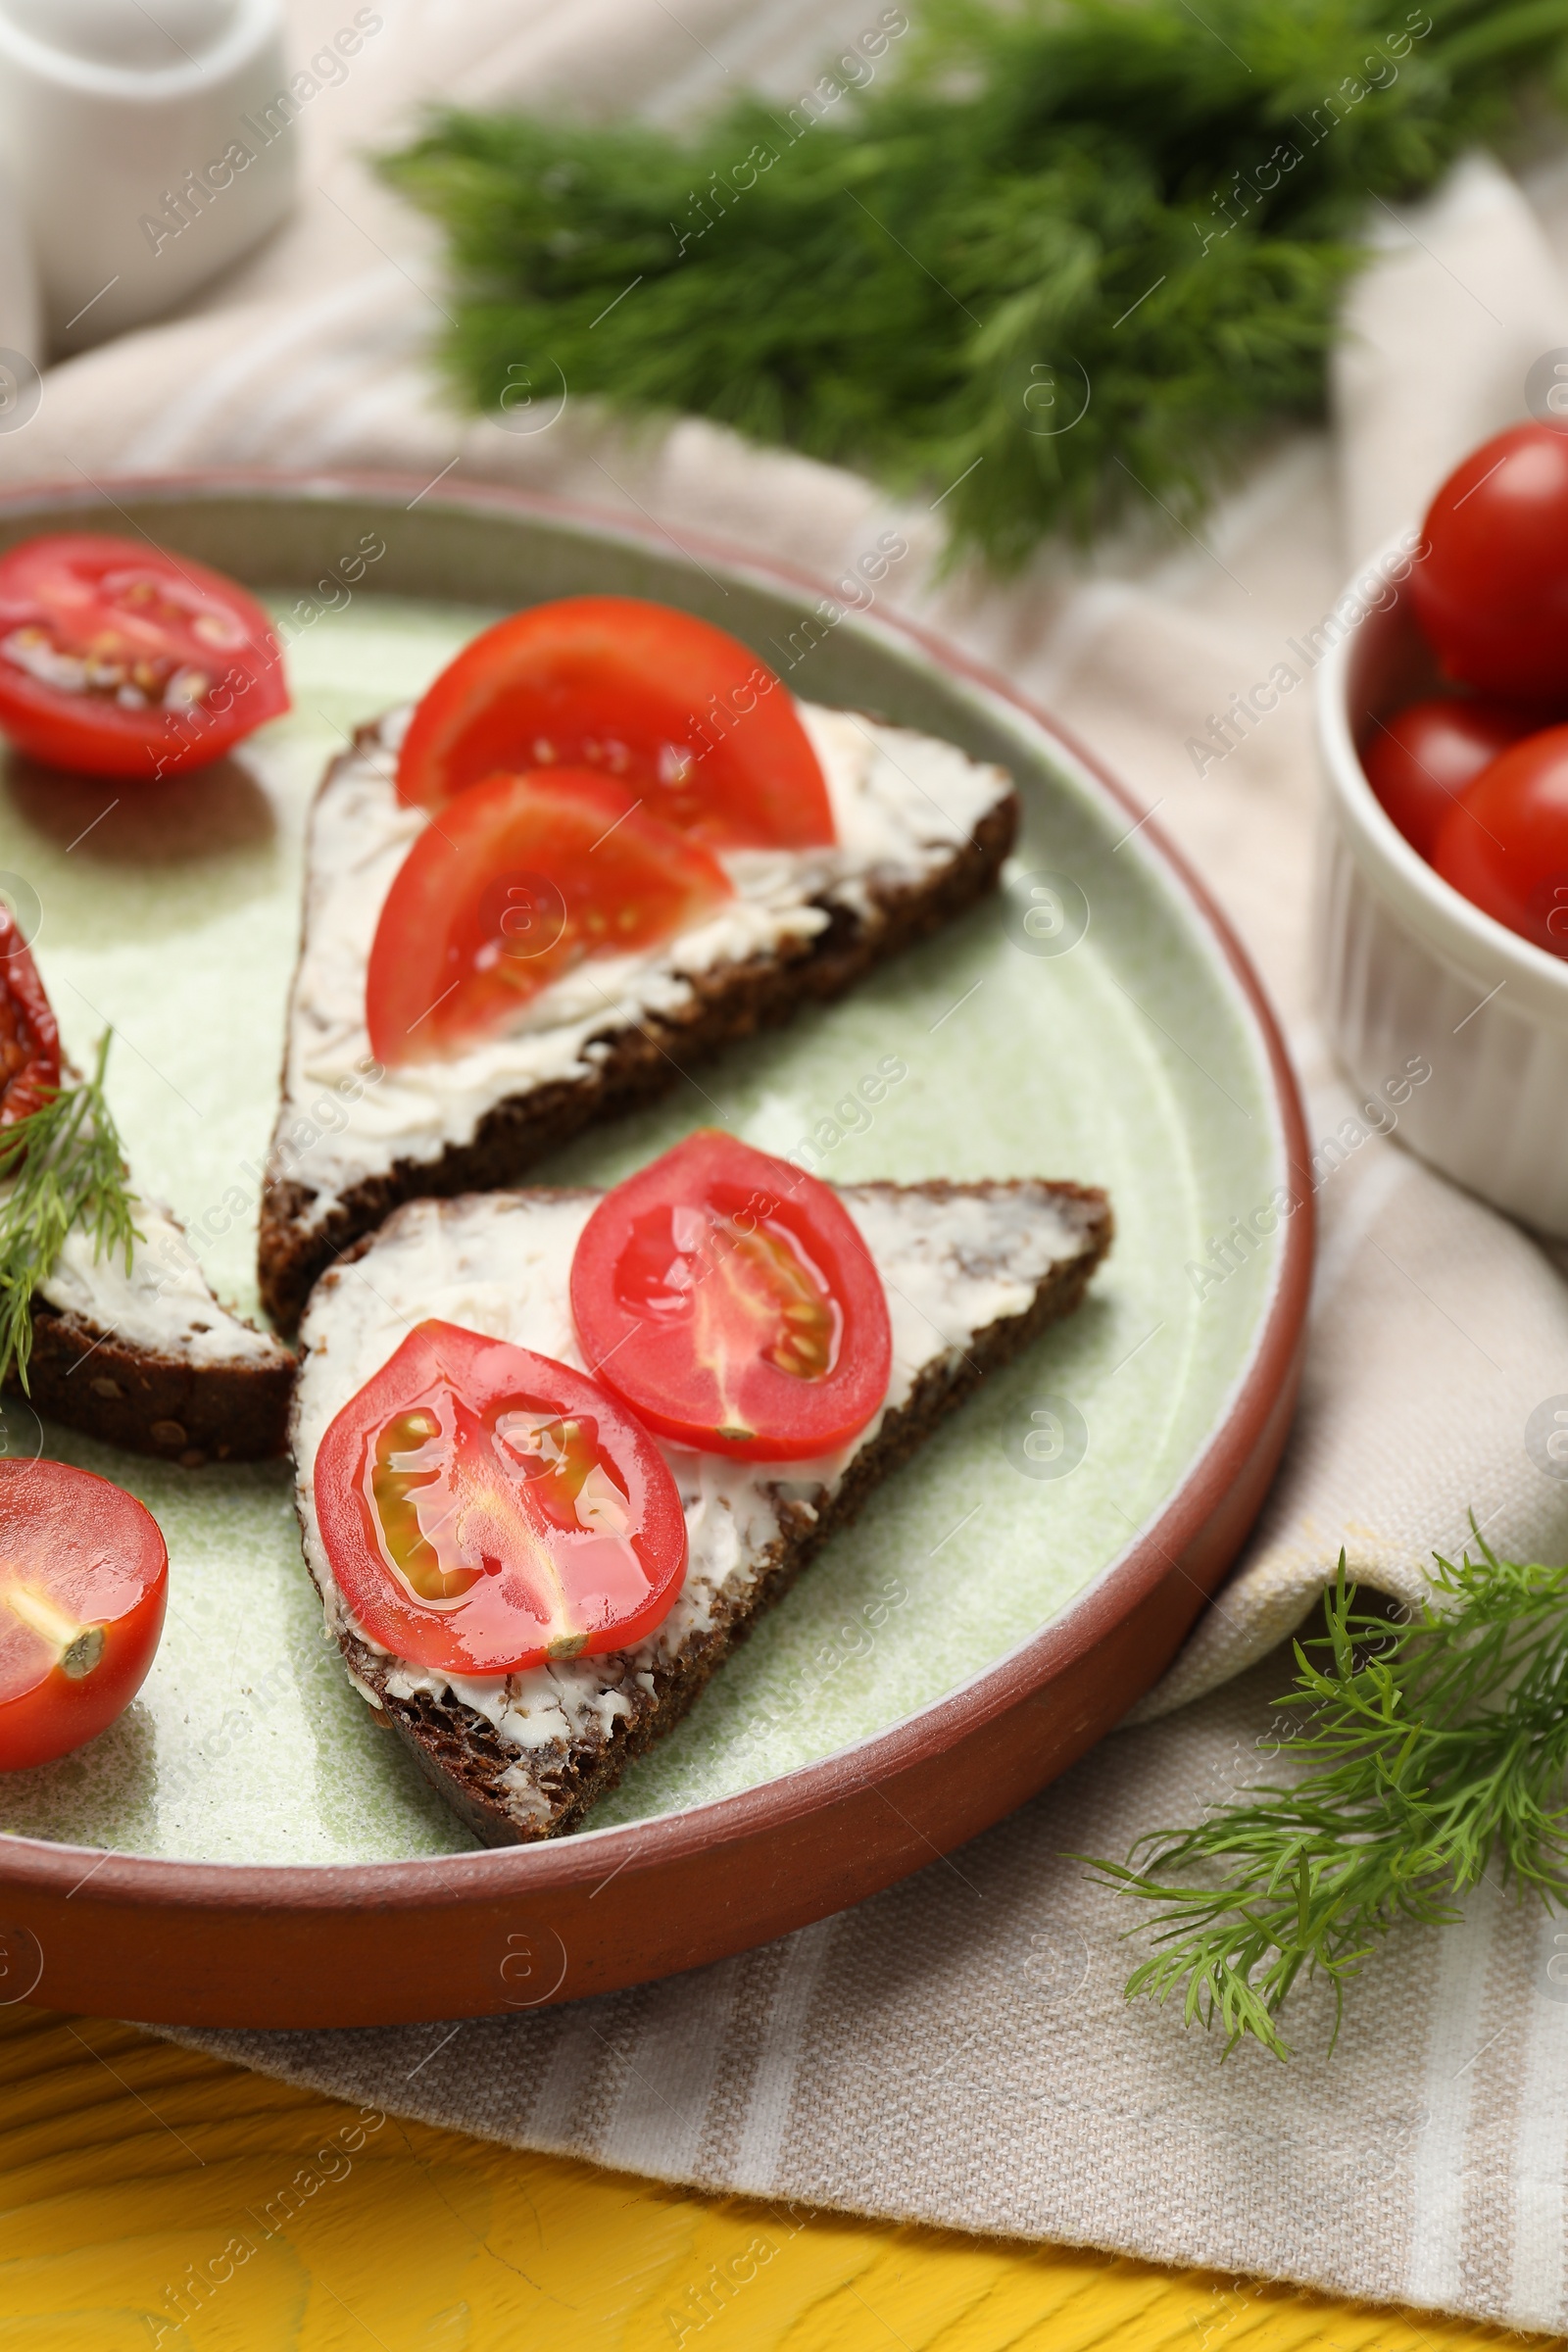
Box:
xmin=10 ymin=0 xmax=1568 ymax=2328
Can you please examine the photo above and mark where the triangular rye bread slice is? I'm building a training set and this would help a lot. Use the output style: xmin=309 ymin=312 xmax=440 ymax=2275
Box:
xmin=12 ymin=1185 xmax=294 ymax=1464
xmin=292 ymin=1175 xmax=1111 ymax=1846
xmin=259 ymin=703 xmax=1019 ymax=1333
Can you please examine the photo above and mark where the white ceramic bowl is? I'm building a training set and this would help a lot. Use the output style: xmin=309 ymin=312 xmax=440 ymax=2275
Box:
xmin=1316 ymin=539 xmax=1568 ymax=1235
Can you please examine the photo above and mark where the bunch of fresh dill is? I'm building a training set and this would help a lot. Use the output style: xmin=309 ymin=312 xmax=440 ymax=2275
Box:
xmin=380 ymin=0 xmax=1568 ymax=573
xmin=0 ymin=1034 xmax=140 ymax=1394
xmin=1091 ymin=1544 xmax=1568 ymax=2060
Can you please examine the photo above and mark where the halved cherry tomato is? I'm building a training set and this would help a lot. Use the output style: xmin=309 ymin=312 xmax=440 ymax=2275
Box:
xmin=570 ymin=1130 xmax=892 ymax=1461
xmin=366 ymin=768 xmax=734 ymax=1068
xmin=1410 ymin=424 xmax=1568 ymax=699
xmin=0 ymin=1457 xmax=167 ymax=1770
xmin=395 ymin=596 xmax=836 ymax=850
xmin=1363 ymin=697 xmax=1544 ymax=862
xmin=314 ymin=1321 xmax=688 ymax=1676
xmin=1433 ymin=724 xmax=1568 ymax=957
xmin=0 ymin=903 xmax=59 ymax=1127
xmin=0 ymin=532 xmax=289 ymax=778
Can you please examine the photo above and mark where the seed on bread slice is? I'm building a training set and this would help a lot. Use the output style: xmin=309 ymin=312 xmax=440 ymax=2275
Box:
xmin=292 ymin=1175 xmax=1112 ymax=1846
xmin=10 ymin=1188 xmax=294 ymax=1464
xmin=258 ymin=704 xmax=1020 ymax=1335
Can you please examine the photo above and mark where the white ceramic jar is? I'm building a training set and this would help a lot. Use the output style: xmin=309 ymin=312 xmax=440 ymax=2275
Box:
xmin=1316 ymin=543 xmax=1568 ymax=1236
xmin=0 ymin=0 xmax=295 ymax=352
xmin=0 ymin=153 xmax=39 ymax=371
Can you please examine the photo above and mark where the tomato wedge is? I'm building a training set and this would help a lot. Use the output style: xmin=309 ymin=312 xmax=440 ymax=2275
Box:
xmin=570 ymin=1130 xmax=892 ymax=1460
xmin=395 ymin=596 xmax=836 ymax=850
xmin=366 ymin=767 xmax=734 ymax=1068
xmin=0 ymin=902 xmax=59 ymax=1128
xmin=0 ymin=1457 xmax=168 ymax=1771
xmin=314 ymin=1321 xmax=688 ymax=1676
xmin=0 ymin=532 xmax=289 ymax=778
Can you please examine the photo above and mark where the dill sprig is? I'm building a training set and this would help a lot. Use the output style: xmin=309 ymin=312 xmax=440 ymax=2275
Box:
xmin=1090 ymin=1543 xmax=1568 ymax=2060
xmin=380 ymin=0 xmax=1568 ymax=572
xmin=0 ymin=1033 xmax=141 ymax=1395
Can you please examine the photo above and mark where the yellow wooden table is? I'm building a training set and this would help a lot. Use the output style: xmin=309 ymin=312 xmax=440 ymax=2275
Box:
xmin=0 ymin=2007 xmax=1549 ymax=2351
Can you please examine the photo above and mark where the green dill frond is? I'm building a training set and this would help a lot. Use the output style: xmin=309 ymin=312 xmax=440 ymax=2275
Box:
xmin=378 ymin=0 xmax=1568 ymax=572
xmin=0 ymin=1032 xmax=142 ymax=1396
xmin=1086 ymin=1544 xmax=1568 ymax=2061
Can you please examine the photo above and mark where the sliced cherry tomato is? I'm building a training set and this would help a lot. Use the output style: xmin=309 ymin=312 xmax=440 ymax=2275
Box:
xmin=366 ymin=767 xmax=734 ymax=1068
xmin=314 ymin=1320 xmax=688 ymax=1676
xmin=0 ymin=903 xmax=59 ymax=1127
xmin=1432 ymin=723 xmax=1568 ymax=956
xmin=0 ymin=532 xmax=289 ymax=778
xmin=1410 ymin=424 xmax=1568 ymax=699
xmin=1363 ymin=696 xmax=1544 ymax=861
xmin=395 ymin=596 xmax=836 ymax=850
xmin=570 ymin=1130 xmax=892 ymax=1461
xmin=0 ymin=1457 xmax=167 ymax=1770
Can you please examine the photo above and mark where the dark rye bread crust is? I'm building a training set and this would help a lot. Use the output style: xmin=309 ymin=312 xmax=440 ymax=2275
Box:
xmin=0 ymin=1053 xmax=295 ymax=1464
xmin=258 ymin=724 xmax=1020 ymax=1334
xmin=8 ymin=1301 xmax=293 ymax=1465
xmin=324 ymin=1179 xmax=1112 ymax=1847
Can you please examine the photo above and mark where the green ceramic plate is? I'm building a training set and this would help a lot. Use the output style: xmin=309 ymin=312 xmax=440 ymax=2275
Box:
xmin=0 ymin=482 xmax=1302 ymax=1894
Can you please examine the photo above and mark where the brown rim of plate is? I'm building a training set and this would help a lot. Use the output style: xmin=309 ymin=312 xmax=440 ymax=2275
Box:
xmin=0 ymin=472 xmax=1315 ymax=2028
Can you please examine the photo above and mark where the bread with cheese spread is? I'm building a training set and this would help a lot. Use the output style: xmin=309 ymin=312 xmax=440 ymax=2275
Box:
xmin=291 ymin=1173 xmax=1111 ymax=1844
xmin=258 ymin=704 xmax=1019 ymax=1334
xmin=12 ymin=1186 xmax=294 ymax=1464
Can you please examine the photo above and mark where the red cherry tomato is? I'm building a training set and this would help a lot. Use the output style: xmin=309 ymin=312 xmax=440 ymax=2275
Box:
xmin=1410 ymin=424 xmax=1568 ymax=698
xmin=314 ymin=1320 xmax=688 ymax=1676
xmin=1432 ymin=724 xmax=1568 ymax=956
xmin=0 ymin=902 xmax=59 ymax=1127
xmin=570 ymin=1130 xmax=893 ymax=1461
xmin=395 ymin=596 xmax=836 ymax=850
xmin=0 ymin=1457 xmax=167 ymax=1770
xmin=1363 ymin=697 xmax=1544 ymax=861
xmin=0 ymin=532 xmax=289 ymax=778
xmin=366 ymin=768 xmax=734 ymax=1068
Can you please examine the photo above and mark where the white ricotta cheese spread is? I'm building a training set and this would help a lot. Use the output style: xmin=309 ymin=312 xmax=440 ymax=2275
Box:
xmin=273 ymin=703 xmax=1010 ymax=1223
xmin=39 ymin=1191 xmax=289 ymax=1368
xmin=292 ymin=1182 xmax=1091 ymax=1779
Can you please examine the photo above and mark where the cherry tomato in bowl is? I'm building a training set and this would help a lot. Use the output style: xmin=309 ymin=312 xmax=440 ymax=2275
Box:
xmin=570 ymin=1129 xmax=893 ymax=1460
xmin=366 ymin=767 xmax=735 ymax=1068
xmin=0 ymin=533 xmax=289 ymax=778
xmin=1362 ymin=696 xmax=1544 ymax=861
xmin=314 ymin=1321 xmax=688 ymax=1677
xmin=395 ymin=596 xmax=837 ymax=849
xmin=0 ymin=1457 xmax=167 ymax=1770
xmin=1410 ymin=423 xmax=1568 ymax=699
xmin=1432 ymin=723 xmax=1568 ymax=957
